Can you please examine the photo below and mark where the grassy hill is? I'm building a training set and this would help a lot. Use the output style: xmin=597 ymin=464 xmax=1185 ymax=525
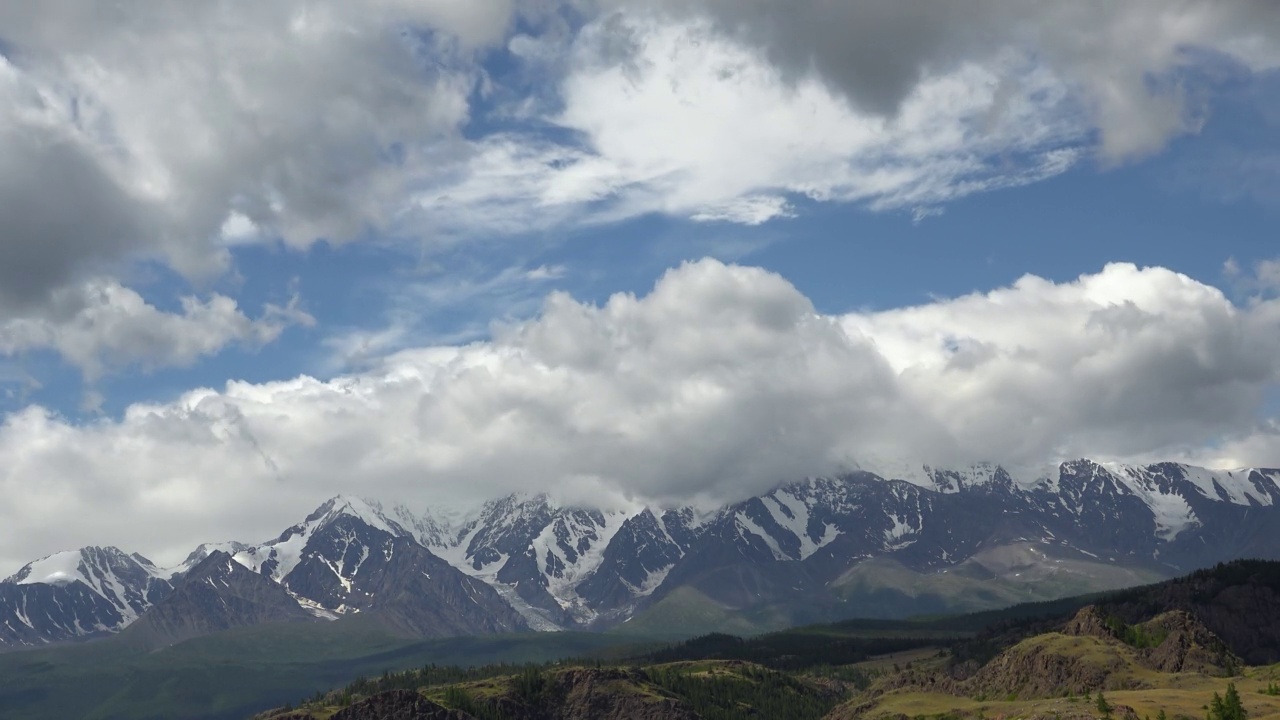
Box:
xmin=248 ymin=560 xmax=1280 ymax=720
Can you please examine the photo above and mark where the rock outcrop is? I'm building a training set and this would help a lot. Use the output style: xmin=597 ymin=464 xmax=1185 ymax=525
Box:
xmin=1062 ymin=605 xmax=1117 ymax=640
xmin=331 ymin=690 xmax=474 ymax=720
xmin=1138 ymin=610 xmax=1240 ymax=674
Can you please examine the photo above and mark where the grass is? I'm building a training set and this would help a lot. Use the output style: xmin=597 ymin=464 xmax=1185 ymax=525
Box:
xmin=857 ymin=669 xmax=1280 ymax=720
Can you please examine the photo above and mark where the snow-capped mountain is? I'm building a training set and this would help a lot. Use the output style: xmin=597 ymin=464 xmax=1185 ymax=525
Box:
xmin=416 ymin=493 xmax=649 ymax=629
xmin=0 ymin=546 xmax=172 ymax=647
xmin=3 ymin=459 xmax=1279 ymax=649
xmin=223 ymin=495 xmax=525 ymax=633
xmin=637 ymin=461 xmax=1280 ymax=630
xmin=119 ymin=550 xmax=314 ymax=650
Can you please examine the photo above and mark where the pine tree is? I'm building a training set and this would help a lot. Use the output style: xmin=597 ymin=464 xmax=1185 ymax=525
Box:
xmin=1224 ymin=682 xmax=1247 ymax=720
xmin=1209 ymin=691 xmax=1227 ymax=720
xmin=1097 ymin=691 xmax=1113 ymax=719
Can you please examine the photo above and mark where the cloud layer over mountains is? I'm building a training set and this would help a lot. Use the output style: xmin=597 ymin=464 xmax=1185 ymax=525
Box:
xmin=4 ymin=259 xmax=1280 ymax=573
xmin=3 ymin=2 xmax=1280 ymax=575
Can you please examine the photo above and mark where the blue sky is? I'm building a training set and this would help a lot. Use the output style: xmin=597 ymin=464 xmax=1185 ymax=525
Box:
xmin=2 ymin=1 xmax=1280 ymax=569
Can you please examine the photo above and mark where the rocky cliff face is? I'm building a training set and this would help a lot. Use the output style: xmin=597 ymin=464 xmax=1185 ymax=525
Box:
xmin=119 ymin=551 xmax=313 ymax=649
xmin=1138 ymin=610 xmax=1240 ymax=674
xmin=330 ymin=690 xmax=473 ymax=720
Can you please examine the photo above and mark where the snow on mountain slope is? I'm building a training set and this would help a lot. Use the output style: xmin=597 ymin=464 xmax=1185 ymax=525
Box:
xmin=167 ymin=541 xmax=250 ymax=577
xmin=529 ymin=507 xmax=637 ymax=614
xmin=0 ymin=546 xmax=173 ymax=646
xmin=1104 ymin=464 xmax=1201 ymax=540
xmin=12 ymin=550 xmax=95 ymax=586
xmin=5 ymin=458 xmax=1280 ymax=649
xmin=6 ymin=546 xmax=168 ymax=623
xmin=1177 ymin=465 xmax=1277 ymax=505
xmin=231 ymin=495 xmax=410 ymax=583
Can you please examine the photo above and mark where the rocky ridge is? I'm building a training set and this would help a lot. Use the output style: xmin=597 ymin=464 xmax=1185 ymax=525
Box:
xmin=4 ymin=460 xmax=1280 ymax=649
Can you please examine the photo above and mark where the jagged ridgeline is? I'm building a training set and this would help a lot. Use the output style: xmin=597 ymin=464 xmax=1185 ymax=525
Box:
xmin=5 ymin=461 xmax=1280 ymax=650
xmin=254 ymin=560 xmax=1280 ymax=720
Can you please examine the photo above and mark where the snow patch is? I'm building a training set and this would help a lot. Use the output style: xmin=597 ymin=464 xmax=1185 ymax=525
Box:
xmin=883 ymin=513 xmax=918 ymax=550
xmin=736 ymin=512 xmax=787 ymax=561
xmin=764 ymin=491 xmax=841 ymax=560
xmin=13 ymin=551 xmax=84 ymax=586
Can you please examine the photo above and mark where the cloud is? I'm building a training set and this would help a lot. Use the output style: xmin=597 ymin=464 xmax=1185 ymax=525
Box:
xmin=3 ymin=258 xmax=1280 ymax=572
xmin=0 ymin=1 xmax=514 ymax=311
xmin=0 ymin=280 xmax=314 ymax=380
xmin=1 ymin=1 xmax=1276 ymax=313
xmin=1223 ymin=256 xmax=1280 ymax=299
xmin=844 ymin=263 xmax=1280 ymax=463
xmin=409 ymin=13 xmax=1089 ymax=236
xmin=321 ymin=262 xmax=569 ymax=371
xmin=1 ymin=1 xmax=1277 ymax=354
xmin=603 ymin=0 xmax=1280 ymax=159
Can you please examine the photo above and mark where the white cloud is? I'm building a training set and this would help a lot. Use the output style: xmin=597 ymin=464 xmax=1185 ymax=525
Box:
xmin=0 ymin=1 xmax=1276 ymax=301
xmin=0 ymin=280 xmax=314 ymax=380
xmin=0 ymin=0 xmax=514 ymax=310
xmin=411 ymin=16 xmax=1088 ymax=235
xmin=3 ymin=259 xmax=1280 ymax=573
xmin=406 ymin=3 xmax=1280 ymax=238
xmin=690 ymin=196 xmax=795 ymax=225
xmin=604 ymin=0 xmax=1280 ymax=159
xmin=844 ymin=263 xmax=1280 ymax=464
xmin=2 ymin=1 xmax=1278 ymax=379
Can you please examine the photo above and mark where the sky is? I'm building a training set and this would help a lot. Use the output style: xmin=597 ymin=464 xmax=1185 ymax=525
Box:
xmin=2 ymin=1 xmax=1280 ymax=573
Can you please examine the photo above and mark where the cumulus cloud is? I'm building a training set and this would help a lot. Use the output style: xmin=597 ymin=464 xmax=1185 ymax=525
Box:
xmin=2 ymin=1 xmax=1276 ymax=301
xmin=0 ymin=0 xmax=513 ymax=311
xmin=0 ymin=280 xmax=314 ymax=380
xmin=413 ymin=14 xmax=1086 ymax=234
xmin=844 ymin=264 xmax=1280 ymax=463
xmin=414 ymin=2 xmax=1280 ymax=235
xmin=603 ymin=0 xmax=1280 ymax=158
xmin=2 ymin=0 xmax=1279 ymax=379
xmin=3 ymin=259 xmax=1280 ymax=572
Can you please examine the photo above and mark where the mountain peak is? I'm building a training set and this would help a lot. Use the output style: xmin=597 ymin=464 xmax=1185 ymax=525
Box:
xmin=5 ymin=545 xmax=152 ymax=586
xmin=303 ymin=495 xmax=405 ymax=536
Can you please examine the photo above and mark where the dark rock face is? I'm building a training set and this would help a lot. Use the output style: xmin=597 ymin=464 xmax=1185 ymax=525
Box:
xmin=354 ymin=538 xmax=527 ymax=637
xmin=546 ymin=667 xmax=700 ymax=720
xmin=119 ymin=551 xmax=313 ymax=649
xmin=1097 ymin=560 xmax=1280 ymax=665
xmin=1062 ymin=606 xmax=1116 ymax=640
xmin=576 ymin=509 xmax=696 ymax=619
xmin=468 ymin=668 xmax=701 ymax=720
xmin=330 ymin=690 xmax=474 ymax=720
xmin=1139 ymin=610 xmax=1239 ymax=674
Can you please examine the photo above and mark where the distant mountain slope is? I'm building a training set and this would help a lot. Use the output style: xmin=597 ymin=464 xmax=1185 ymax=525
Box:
xmin=0 ymin=546 xmax=172 ymax=647
xmin=227 ymin=497 xmax=528 ymax=636
xmin=4 ymin=459 xmax=1280 ymax=648
xmin=120 ymin=551 xmax=314 ymax=649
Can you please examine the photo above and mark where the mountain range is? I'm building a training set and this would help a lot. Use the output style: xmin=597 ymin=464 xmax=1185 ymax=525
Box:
xmin=3 ymin=459 xmax=1279 ymax=650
